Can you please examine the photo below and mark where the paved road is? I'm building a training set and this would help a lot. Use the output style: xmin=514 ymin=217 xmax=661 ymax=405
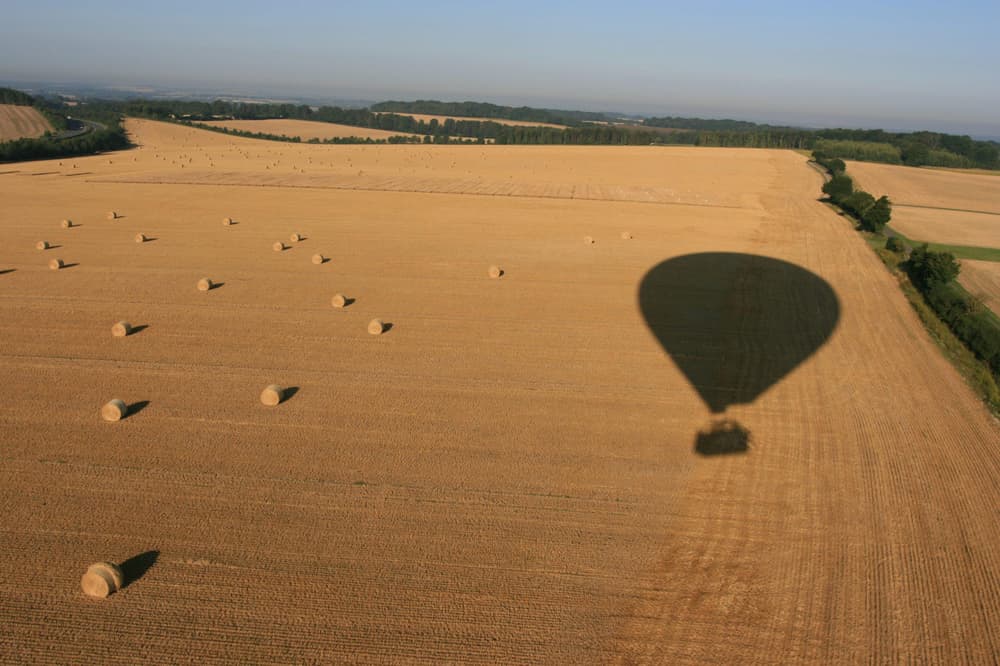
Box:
xmin=52 ymin=117 xmax=106 ymax=141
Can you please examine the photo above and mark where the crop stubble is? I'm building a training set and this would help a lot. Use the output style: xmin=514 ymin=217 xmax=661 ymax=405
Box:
xmin=0 ymin=120 xmax=997 ymax=663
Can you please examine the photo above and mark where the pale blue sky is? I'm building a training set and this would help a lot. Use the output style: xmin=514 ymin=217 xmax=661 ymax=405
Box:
xmin=2 ymin=1 xmax=998 ymax=135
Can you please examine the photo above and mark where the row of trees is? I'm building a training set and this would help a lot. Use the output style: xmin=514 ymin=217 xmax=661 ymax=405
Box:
xmin=815 ymin=150 xmax=1000 ymax=385
xmin=816 ymin=154 xmax=892 ymax=232
xmin=907 ymin=246 xmax=1000 ymax=379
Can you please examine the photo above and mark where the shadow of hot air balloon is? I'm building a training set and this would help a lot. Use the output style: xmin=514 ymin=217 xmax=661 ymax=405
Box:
xmin=638 ymin=252 xmax=840 ymax=455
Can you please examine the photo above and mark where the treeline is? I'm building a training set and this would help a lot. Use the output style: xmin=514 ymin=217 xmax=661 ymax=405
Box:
xmin=812 ymin=128 xmax=998 ymax=169
xmin=644 ymin=116 xmax=792 ymax=132
xmin=816 ymin=153 xmax=892 ymax=232
xmin=0 ymin=86 xmax=35 ymax=105
xmin=369 ymin=100 xmax=609 ymax=126
xmin=907 ymin=246 xmax=1000 ymax=383
xmin=645 ymin=112 xmax=999 ymax=169
xmin=815 ymin=151 xmax=1000 ymax=392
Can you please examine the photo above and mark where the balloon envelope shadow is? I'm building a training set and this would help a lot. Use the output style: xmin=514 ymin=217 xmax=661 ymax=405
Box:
xmin=639 ymin=253 xmax=840 ymax=451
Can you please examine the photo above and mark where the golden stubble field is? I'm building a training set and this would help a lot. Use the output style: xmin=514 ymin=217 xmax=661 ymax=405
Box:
xmin=1 ymin=121 xmax=998 ymax=663
xmin=201 ymin=118 xmax=421 ymax=141
xmin=847 ymin=160 xmax=1000 ymax=307
xmin=0 ymin=104 xmax=53 ymax=141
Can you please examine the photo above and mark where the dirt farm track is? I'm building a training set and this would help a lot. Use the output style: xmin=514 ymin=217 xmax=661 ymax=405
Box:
xmin=1 ymin=120 xmax=998 ymax=663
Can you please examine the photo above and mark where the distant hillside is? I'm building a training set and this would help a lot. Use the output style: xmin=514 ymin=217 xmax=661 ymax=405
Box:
xmin=369 ymin=100 xmax=611 ymax=127
xmin=0 ymin=86 xmax=36 ymax=106
xmin=643 ymin=116 xmax=796 ymax=132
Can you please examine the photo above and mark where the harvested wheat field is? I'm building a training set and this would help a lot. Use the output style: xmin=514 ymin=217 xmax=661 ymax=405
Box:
xmin=0 ymin=104 xmax=53 ymax=141
xmin=960 ymin=259 xmax=1000 ymax=311
xmin=376 ymin=111 xmax=567 ymax=129
xmin=848 ymin=159 xmax=1000 ymax=245
xmin=1 ymin=119 xmax=998 ymax=663
xmin=883 ymin=205 xmax=1000 ymax=248
xmin=848 ymin=160 xmax=1000 ymax=215
xmin=200 ymin=118 xmax=420 ymax=141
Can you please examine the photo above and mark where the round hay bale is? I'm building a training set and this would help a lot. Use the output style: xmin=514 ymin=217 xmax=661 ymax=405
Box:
xmin=621 ymin=231 xmax=633 ymax=240
xmin=290 ymin=233 xmax=302 ymax=243
xmin=61 ymin=219 xmax=73 ymax=229
xmin=584 ymin=236 xmax=595 ymax=245
xmin=331 ymin=293 xmax=347 ymax=308
xmin=368 ymin=319 xmax=385 ymax=335
xmin=49 ymin=258 xmax=64 ymax=270
xmin=222 ymin=217 xmax=233 ymax=226
xmin=260 ymin=384 xmax=285 ymax=406
xmin=107 ymin=211 xmax=118 ymax=220
xmin=135 ymin=233 xmax=147 ymax=243
xmin=488 ymin=265 xmax=503 ymax=279
xmin=312 ymin=254 xmax=325 ymax=265
xmin=197 ymin=278 xmax=213 ymax=292
xmin=36 ymin=240 xmax=49 ymax=250
xmin=101 ymin=399 xmax=127 ymax=422
xmin=81 ymin=562 xmax=124 ymax=598
xmin=273 ymin=241 xmax=285 ymax=252
xmin=111 ymin=321 xmax=131 ymax=338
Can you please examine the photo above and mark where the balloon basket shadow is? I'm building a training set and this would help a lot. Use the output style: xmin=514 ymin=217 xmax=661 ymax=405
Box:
xmin=694 ymin=419 xmax=751 ymax=456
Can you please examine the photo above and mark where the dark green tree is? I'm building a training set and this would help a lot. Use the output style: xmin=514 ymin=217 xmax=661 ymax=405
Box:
xmin=908 ymin=244 xmax=960 ymax=289
xmin=861 ymin=195 xmax=892 ymax=232
xmin=821 ymin=173 xmax=853 ymax=202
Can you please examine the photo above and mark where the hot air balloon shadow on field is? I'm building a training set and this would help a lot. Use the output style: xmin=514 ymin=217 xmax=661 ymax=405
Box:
xmin=638 ymin=253 xmax=840 ymax=455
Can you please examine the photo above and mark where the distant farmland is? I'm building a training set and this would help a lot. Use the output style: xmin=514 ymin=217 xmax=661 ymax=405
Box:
xmin=0 ymin=104 xmax=53 ymax=141
xmin=200 ymin=118 xmax=420 ymax=141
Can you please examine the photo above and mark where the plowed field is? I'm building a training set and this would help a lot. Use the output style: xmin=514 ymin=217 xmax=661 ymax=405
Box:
xmin=1 ymin=120 xmax=998 ymax=663
xmin=0 ymin=104 xmax=53 ymax=141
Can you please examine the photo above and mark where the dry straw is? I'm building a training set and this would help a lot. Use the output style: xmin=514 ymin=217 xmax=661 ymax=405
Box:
xmin=584 ymin=236 xmax=595 ymax=244
xmin=273 ymin=241 xmax=285 ymax=252
xmin=260 ymin=384 xmax=285 ymax=406
xmin=488 ymin=265 xmax=503 ymax=279
xmin=290 ymin=233 xmax=303 ymax=242
xmin=81 ymin=562 xmax=124 ymax=598
xmin=111 ymin=321 xmax=132 ymax=337
xmin=61 ymin=219 xmax=73 ymax=229
xmin=36 ymin=241 xmax=49 ymax=250
xmin=135 ymin=233 xmax=147 ymax=243
xmin=368 ymin=319 xmax=385 ymax=335
xmin=222 ymin=217 xmax=233 ymax=226
xmin=107 ymin=211 xmax=118 ymax=220
xmin=621 ymin=231 xmax=633 ymax=240
xmin=331 ymin=293 xmax=347 ymax=308
xmin=197 ymin=278 xmax=213 ymax=292
xmin=312 ymin=254 xmax=325 ymax=265
xmin=49 ymin=258 xmax=64 ymax=270
xmin=101 ymin=399 xmax=127 ymax=422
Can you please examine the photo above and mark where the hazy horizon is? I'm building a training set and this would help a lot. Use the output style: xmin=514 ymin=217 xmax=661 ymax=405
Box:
xmin=2 ymin=1 xmax=998 ymax=138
